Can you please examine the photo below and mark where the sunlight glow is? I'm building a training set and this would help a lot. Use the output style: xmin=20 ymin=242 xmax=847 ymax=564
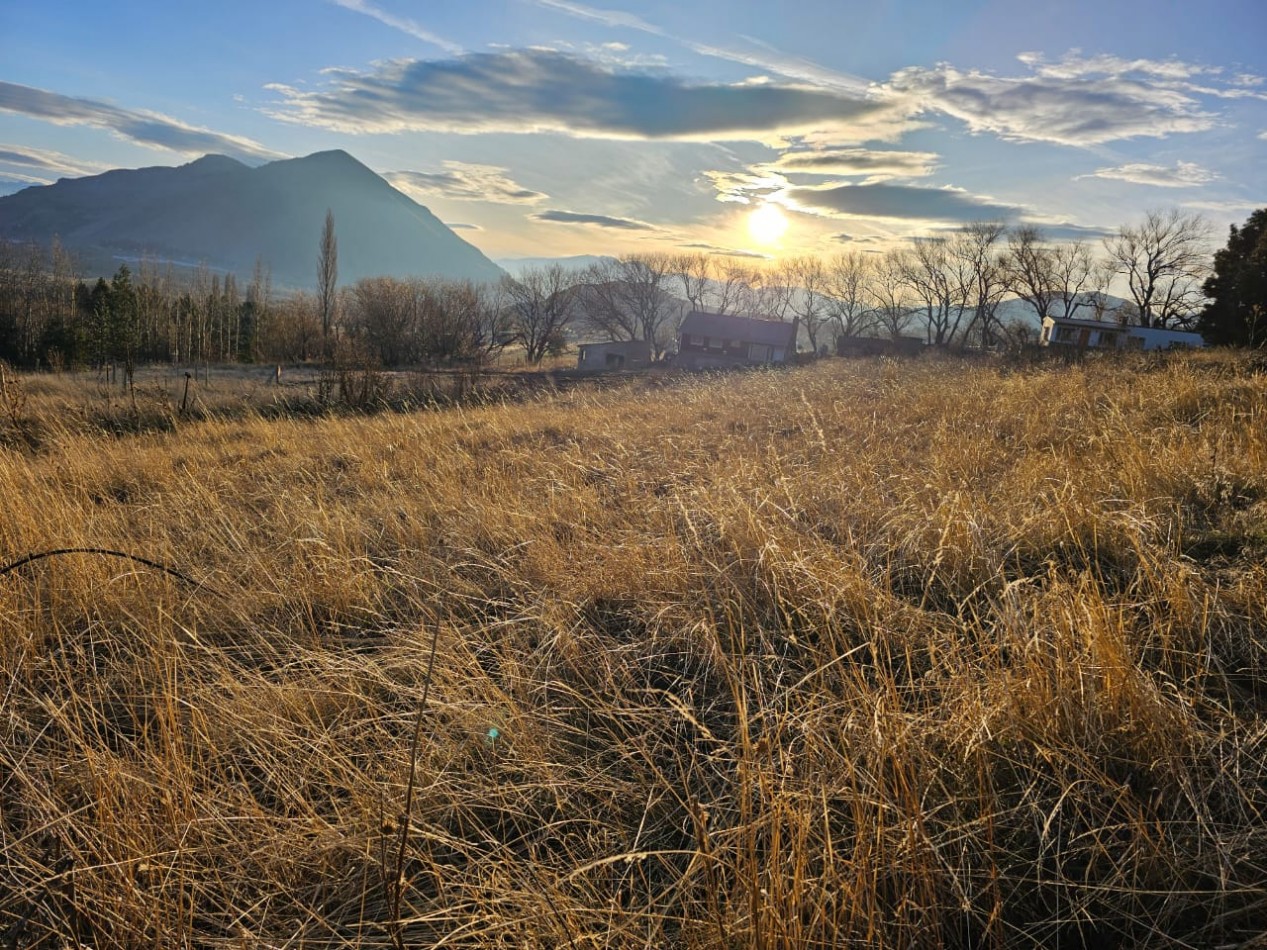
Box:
xmin=747 ymin=203 xmax=789 ymax=245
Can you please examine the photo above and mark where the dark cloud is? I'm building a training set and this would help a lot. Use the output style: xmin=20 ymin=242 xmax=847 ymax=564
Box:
xmin=785 ymin=182 xmax=1021 ymax=222
xmin=0 ymin=81 xmax=284 ymax=162
xmin=444 ymin=222 xmax=482 ymax=231
xmin=767 ymin=147 xmax=938 ymax=179
xmin=678 ymin=242 xmax=770 ymax=259
xmin=1025 ymin=222 xmax=1116 ymax=240
xmin=533 ymin=209 xmax=658 ymax=230
xmin=384 ymin=163 xmax=546 ymax=203
xmin=267 ymin=48 xmax=894 ymax=141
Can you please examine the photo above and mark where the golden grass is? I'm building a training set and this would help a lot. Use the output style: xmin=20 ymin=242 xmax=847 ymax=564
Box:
xmin=2 ymin=350 xmax=1267 ymax=948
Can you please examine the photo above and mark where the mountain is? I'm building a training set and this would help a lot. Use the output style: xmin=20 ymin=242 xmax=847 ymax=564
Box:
xmin=0 ymin=150 xmax=504 ymax=287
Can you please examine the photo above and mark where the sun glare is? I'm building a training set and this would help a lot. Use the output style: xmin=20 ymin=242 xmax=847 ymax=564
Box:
xmin=747 ymin=203 xmax=789 ymax=246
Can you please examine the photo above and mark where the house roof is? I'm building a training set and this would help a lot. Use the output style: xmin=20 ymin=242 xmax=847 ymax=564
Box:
xmin=679 ymin=310 xmax=798 ymax=348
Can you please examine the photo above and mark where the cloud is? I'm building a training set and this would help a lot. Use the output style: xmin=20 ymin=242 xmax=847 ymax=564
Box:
xmin=1016 ymin=51 xmax=1219 ymax=82
xmin=1021 ymin=221 xmax=1116 ymax=241
xmin=0 ymin=177 xmax=37 ymax=197
xmin=0 ymin=81 xmax=284 ymax=162
xmin=330 ymin=0 xmax=462 ymax=53
xmin=764 ymin=147 xmax=938 ymax=180
xmin=1182 ymin=199 xmax=1264 ymax=214
xmin=705 ymin=168 xmax=790 ymax=204
xmin=266 ymin=48 xmax=895 ymax=143
xmin=1079 ymin=160 xmax=1218 ymax=188
xmin=0 ymin=144 xmax=105 ymax=179
xmin=383 ymin=163 xmax=547 ymax=203
xmin=880 ymin=53 xmax=1219 ymax=146
xmin=830 ymin=233 xmax=884 ymax=244
xmin=525 ymin=0 xmax=870 ymax=95
xmin=1260 ymin=130 xmax=1267 ymax=140
xmin=443 ymin=222 xmax=482 ymax=230
xmin=678 ymin=241 xmax=771 ymax=258
xmin=532 ymin=209 xmax=658 ymax=230
xmin=783 ymin=182 xmax=1022 ymax=223
xmin=529 ymin=0 xmax=664 ymax=35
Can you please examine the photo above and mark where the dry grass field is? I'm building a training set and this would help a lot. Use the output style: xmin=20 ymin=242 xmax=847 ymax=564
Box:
xmin=2 ymin=350 xmax=1267 ymax=948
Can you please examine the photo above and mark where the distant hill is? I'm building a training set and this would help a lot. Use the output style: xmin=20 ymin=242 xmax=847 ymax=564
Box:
xmin=0 ymin=150 xmax=504 ymax=288
xmin=496 ymin=255 xmax=616 ymax=277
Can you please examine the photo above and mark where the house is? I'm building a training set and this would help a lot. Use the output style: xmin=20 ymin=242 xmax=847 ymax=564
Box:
xmin=675 ymin=311 xmax=798 ymax=370
xmin=575 ymin=339 xmax=653 ymax=372
xmin=1040 ymin=316 xmax=1205 ymax=352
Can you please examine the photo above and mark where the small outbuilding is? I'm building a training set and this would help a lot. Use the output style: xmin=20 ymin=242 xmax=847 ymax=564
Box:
xmin=836 ymin=335 xmax=926 ymax=358
xmin=576 ymin=339 xmax=653 ymax=372
xmin=675 ymin=311 xmax=798 ymax=370
xmin=1040 ymin=316 xmax=1205 ymax=352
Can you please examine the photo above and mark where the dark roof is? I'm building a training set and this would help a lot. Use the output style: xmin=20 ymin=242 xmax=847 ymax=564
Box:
xmin=679 ymin=311 xmax=798 ymax=348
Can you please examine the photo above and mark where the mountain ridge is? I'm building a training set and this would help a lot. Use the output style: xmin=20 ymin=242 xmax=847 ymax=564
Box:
xmin=0 ymin=150 xmax=504 ymax=288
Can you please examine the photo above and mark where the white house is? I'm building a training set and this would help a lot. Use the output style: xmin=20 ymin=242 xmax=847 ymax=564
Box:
xmin=1040 ymin=316 xmax=1204 ymax=352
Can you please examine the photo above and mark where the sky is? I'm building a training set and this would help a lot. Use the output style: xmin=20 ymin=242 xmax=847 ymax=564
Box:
xmin=1 ymin=0 xmax=1265 ymax=263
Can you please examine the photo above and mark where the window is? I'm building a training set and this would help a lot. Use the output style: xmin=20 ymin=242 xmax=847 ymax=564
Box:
xmin=1052 ymin=326 xmax=1079 ymax=343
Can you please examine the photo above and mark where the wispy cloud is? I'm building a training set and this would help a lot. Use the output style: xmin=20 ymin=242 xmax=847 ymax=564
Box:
xmin=1182 ymin=199 xmax=1263 ymax=214
xmin=523 ymin=0 xmax=869 ymax=94
xmin=529 ymin=0 xmax=663 ymax=35
xmin=266 ymin=49 xmax=895 ymax=143
xmin=783 ymin=182 xmax=1022 ymax=223
xmin=384 ymin=162 xmax=546 ymax=203
xmin=0 ymin=144 xmax=106 ymax=178
xmin=0 ymin=81 xmax=284 ymax=162
xmin=1079 ymin=160 xmax=1218 ymax=188
xmin=532 ymin=209 xmax=658 ymax=230
xmin=329 ymin=0 xmax=462 ymax=54
xmin=444 ymin=222 xmax=482 ymax=230
xmin=879 ymin=53 xmax=1221 ymax=146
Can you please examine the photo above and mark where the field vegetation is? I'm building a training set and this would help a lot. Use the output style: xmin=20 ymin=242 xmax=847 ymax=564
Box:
xmin=2 ymin=349 xmax=1267 ymax=948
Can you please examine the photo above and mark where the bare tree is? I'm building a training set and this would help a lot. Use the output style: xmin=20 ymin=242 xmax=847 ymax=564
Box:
xmin=671 ymin=253 xmax=716 ymax=313
xmin=898 ymin=238 xmax=971 ymax=346
xmin=1104 ymin=209 xmax=1211 ymax=328
xmin=578 ymin=254 xmax=682 ymax=357
xmin=870 ymin=251 xmax=915 ymax=339
xmin=318 ymin=208 xmax=338 ymax=358
xmin=951 ymin=221 xmax=1009 ymax=347
xmin=785 ymin=256 xmax=832 ymax=353
xmin=822 ymin=251 xmax=876 ymax=342
xmin=501 ymin=265 xmax=578 ymax=364
xmin=713 ymin=260 xmax=751 ymax=315
xmin=1005 ymin=227 xmax=1099 ymax=323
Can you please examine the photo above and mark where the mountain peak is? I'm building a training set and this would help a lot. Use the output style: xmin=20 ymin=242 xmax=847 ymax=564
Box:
xmin=0 ymin=149 xmax=504 ymax=287
xmin=184 ymin=154 xmax=248 ymax=173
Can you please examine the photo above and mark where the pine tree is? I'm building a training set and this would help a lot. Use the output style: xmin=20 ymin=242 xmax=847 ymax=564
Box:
xmin=1199 ymin=209 xmax=1267 ymax=347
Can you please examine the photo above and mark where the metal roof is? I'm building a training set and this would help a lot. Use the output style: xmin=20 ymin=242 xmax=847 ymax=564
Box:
xmin=679 ymin=311 xmax=798 ymax=348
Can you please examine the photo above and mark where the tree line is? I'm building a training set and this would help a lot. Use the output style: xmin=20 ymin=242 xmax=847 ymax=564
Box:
xmin=0 ymin=206 xmax=1262 ymax=371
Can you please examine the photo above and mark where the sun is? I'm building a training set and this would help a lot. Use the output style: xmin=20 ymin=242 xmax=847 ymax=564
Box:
xmin=747 ymin=202 xmax=789 ymax=246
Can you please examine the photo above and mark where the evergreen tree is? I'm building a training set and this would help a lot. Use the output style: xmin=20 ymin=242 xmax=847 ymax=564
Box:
xmin=1199 ymin=209 xmax=1267 ymax=347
